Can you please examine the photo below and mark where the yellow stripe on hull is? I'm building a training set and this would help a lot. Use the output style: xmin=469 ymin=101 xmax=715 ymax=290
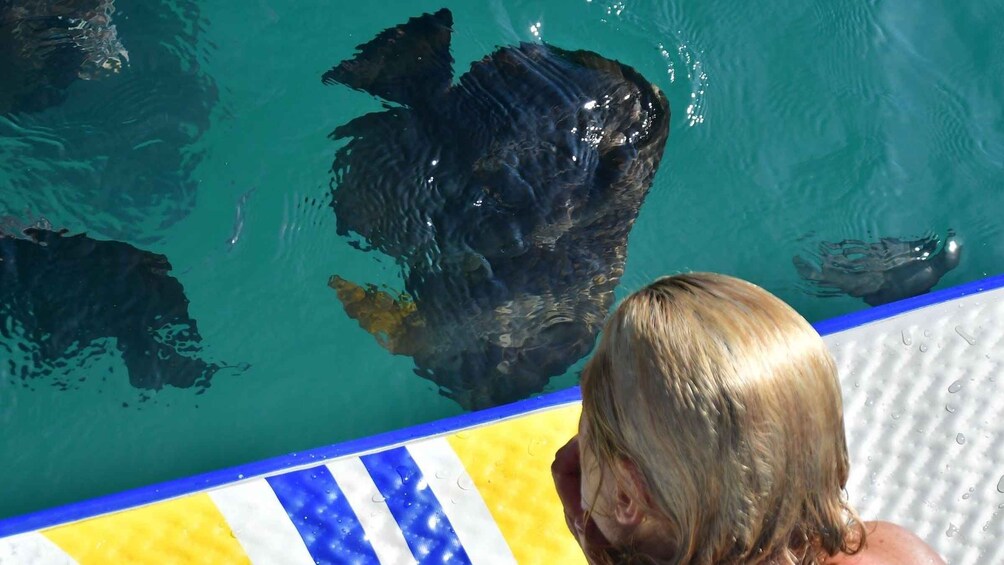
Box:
xmin=43 ymin=494 xmax=249 ymax=565
xmin=448 ymin=404 xmax=583 ymax=565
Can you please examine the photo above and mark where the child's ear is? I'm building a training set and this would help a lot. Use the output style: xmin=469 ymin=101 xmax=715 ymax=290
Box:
xmin=612 ymin=458 xmax=648 ymax=526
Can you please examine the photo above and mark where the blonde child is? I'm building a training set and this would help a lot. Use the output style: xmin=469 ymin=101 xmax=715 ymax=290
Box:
xmin=552 ymin=273 xmax=944 ymax=564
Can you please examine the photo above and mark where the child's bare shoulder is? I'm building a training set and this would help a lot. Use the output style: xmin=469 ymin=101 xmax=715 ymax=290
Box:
xmin=827 ymin=521 xmax=944 ymax=565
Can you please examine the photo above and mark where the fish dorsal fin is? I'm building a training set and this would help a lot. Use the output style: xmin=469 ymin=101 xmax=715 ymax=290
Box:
xmin=322 ymin=9 xmax=454 ymax=107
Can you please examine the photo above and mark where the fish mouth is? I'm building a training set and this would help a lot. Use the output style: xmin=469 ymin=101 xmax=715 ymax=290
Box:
xmin=540 ymin=44 xmax=671 ymax=149
xmin=618 ymin=66 xmax=671 ymax=150
xmin=941 ymin=235 xmax=962 ymax=269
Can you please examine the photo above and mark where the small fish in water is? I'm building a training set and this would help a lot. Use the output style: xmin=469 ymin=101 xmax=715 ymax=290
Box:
xmin=226 ymin=187 xmax=256 ymax=251
xmin=0 ymin=227 xmax=218 ymax=389
xmin=0 ymin=0 xmax=128 ymax=114
xmin=793 ymin=231 xmax=961 ymax=306
xmin=324 ymin=9 xmax=670 ymax=409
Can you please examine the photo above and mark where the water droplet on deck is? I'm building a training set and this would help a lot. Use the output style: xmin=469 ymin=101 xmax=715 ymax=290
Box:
xmin=901 ymin=331 xmax=912 ymax=346
xmin=372 ymin=493 xmax=387 ymax=503
xmin=527 ymin=436 xmax=549 ymax=456
xmin=396 ymin=466 xmax=413 ymax=483
xmin=946 ymin=523 xmax=959 ymax=538
xmin=946 ymin=404 xmax=957 ymax=414
xmin=948 ymin=380 xmax=963 ymax=393
xmin=919 ymin=344 xmax=928 ymax=352
xmin=457 ymin=473 xmax=475 ymax=491
xmin=924 ymin=329 xmax=933 ymax=338
xmin=956 ymin=433 xmax=966 ymax=445
xmin=997 ymin=476 xmax=1004 ymax=494
xmin=435 ymin=470 xmax=449 ymax=480
xmin=955 ymin=326 xmax=977 ymax=345
xmin=237 ymin=474 xmax=244 ymax=479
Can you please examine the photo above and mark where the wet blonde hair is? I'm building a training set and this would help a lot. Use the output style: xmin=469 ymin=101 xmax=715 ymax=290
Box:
xmin=580 ymin=273 xmax=865 ymax=564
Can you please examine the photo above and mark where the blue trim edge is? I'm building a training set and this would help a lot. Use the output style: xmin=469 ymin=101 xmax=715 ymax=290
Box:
xmin=2 ymin=272 xmax=1003 ymax=538
xmin=810 ymin=272 xmax=1004 ymax=336
xmin=0 ymin=387 xmax=582 ymax=538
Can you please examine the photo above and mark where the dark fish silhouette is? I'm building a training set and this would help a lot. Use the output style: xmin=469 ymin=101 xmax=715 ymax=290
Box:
xmin=794 ymin=232 xmax=961 ymax=306
xmin=0 ymin=0 xmax=128 ymax=114
xmin=324 ymin=9 xmax=670 ymax=409
xmin=0 ymin=0 xmax=217 ymax=244
xmin=0 ymin=227 xmax=217 ymax=389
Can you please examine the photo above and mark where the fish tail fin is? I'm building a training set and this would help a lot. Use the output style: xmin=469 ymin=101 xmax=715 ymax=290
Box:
xmin=792 ymin=254 xmax=823 ymax=281
xmin=322 ymin=9 xmax=454 ymax=107
xmin=328 ymin=275 xmax=421 ymax=355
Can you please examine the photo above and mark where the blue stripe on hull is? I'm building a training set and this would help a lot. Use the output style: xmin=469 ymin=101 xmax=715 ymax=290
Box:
xmin=361 ymin=447 xmax=471 ymax=564
xmin=267 ymin=466 xmax=382 ymax=565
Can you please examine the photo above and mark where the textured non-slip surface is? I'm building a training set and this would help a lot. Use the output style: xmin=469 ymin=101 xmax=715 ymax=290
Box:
xmin=831 ymin=288 xmax=1004 ymax=564
xmin=0 ymin=284 xmax=1002 ymax=564
xmin=0 ymin=405 xmax=583 ymax=565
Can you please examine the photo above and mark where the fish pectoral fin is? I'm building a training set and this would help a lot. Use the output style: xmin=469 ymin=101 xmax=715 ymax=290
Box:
xmin=321 ymin=8 xmax=454 ymax=107
xmin=328 ymin=275 xmax=420 ymax=355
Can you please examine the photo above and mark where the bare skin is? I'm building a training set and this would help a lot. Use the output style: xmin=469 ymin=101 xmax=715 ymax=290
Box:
xmin=827 ymin=522 xmax=945 ymax=565
xmin=552 ymin=434 xmax=946 ymax=565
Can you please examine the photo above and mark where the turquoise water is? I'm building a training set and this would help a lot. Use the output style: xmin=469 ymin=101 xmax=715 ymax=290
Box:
xmin=2 ymin=0 xmax=1003 ymax=519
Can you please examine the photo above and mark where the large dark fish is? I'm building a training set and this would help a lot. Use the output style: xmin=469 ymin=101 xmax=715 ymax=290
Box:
xmin=793 ymin=231 xmax=962 ymax=306
xmin=0 ymin=227 xmax=218 ymax=389
xmin=0 ymin=0 xmax=127 ymax=114
xmin=324 ymin=9 xmax=670 ymax=409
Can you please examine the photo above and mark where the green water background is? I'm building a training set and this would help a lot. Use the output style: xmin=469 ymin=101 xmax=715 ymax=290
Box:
xmin=1 ymin=0 xmax=1003 ymax=519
